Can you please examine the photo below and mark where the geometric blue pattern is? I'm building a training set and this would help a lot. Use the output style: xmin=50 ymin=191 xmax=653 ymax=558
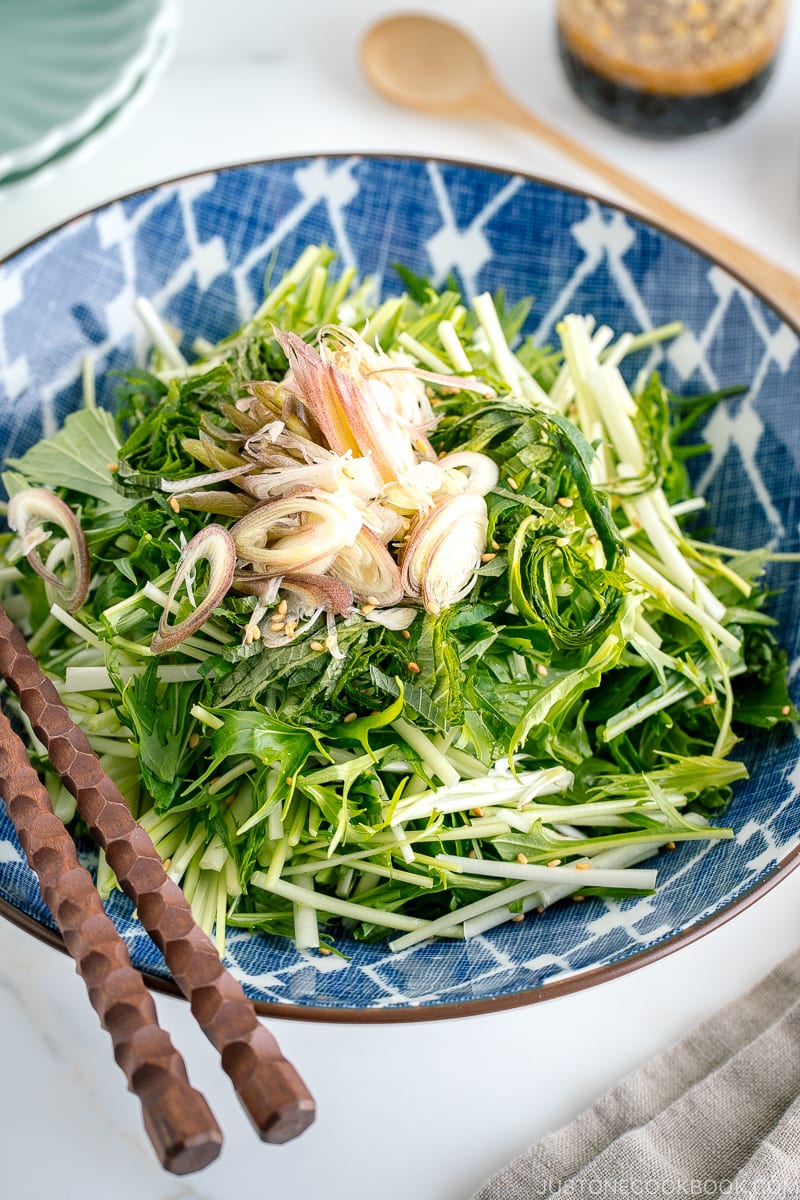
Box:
xmin=1 ymin=155 xmax=799 ymax=1016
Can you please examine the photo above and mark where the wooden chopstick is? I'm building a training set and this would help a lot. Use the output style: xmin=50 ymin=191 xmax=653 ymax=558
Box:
xmin=0 ymin=605 xmax=315 ymax=1144
xmin=0 ymin=701 xmax=223 ymax=1174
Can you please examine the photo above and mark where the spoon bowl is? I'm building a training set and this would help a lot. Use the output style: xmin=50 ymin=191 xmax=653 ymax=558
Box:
xmin=360 ymin=14 xmax=490 ymax=113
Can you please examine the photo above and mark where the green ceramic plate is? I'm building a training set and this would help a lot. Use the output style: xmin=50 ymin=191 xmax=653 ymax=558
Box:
xmin=0 ymin=0 xmax=171 ymax=181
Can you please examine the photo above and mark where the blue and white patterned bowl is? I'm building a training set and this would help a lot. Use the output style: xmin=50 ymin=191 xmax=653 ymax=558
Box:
xmin=1 ymin=156 xmax=799 ymax=1019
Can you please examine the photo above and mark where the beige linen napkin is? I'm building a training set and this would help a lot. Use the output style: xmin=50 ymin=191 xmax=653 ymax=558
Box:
xmin=471 ymin=949 xmax=800 ymax=1198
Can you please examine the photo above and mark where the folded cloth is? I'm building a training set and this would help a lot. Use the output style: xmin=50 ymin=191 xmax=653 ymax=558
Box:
xmin=471 ymin=948 xmax=800 ymax=1199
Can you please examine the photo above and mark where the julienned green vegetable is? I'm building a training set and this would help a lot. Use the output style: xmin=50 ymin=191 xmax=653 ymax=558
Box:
xmin=1 ymin=244 xmax=795 ymax=957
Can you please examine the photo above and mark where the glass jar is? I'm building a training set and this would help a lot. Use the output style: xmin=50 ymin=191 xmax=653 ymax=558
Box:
xmin=557 ymin=0 xmax=787 ymax=138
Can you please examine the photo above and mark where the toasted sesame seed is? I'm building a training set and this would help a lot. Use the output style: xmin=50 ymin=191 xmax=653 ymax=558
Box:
xmin=188 ymin=732 xmax=200 ymax=749
xmin=285 ymin=776 xmax=294 ymax=787
xmin=318 ymin=945 xmax=332 ymax=956
xmin=557 ymin=496 xmax=573 ymax=509
xmin=506 ymin=477 xmax=519 ymax=490
xmin=342 ymin=712 xmax=358 ymax=724
xmin=516 ymin=853 xmax=528 ymax=865
xmin=782 ymin=705 xmax=792 ymax=716
xmin=556 ymin=536 xmax=569 ymax=548
xmin=588 ymin=533 xmax=598 ymax=545
xmin=666 ymin=841 xmax=676 ymax=851
xmin=546 ymin=858 xmax=562 ymax=868
xmin=536 ymin=663 xmax=549 ymax=678
xmin=361 ymin=603 xmax=376 ymax=616
xmin=277 ymin=599 xmax=288 ymax=616
xmin=576 ymin=861 xmax=591 ymax=870
xmin=251 ymin=625 xmax=261 ymax=641
xmin=491 ymin=540 xmax=500 ymax=551
xmin=401 ymin=629 xmax=411 ymax=640
xmin=408 ymin=661 xmax=421 ymax=674
xmin=270 ymin=622 xmax=284 ymax=634
xmin=468 ymin=849 xmax=477 ymax=858
xmin=536 ymin=904 xmax=545 ymax=914
xmin=310 ymin=640 xmax=325 ymax=652
xmin=511 ymin=913 xmax=525 ymax=923
xmin=471 ymin=807 xmax=484 ymax=818
xmin=572 ymin=895 xmax=586 ymax=903
xmin=168 ymin=496 xmax=181 ymax=513
xmin=107 ymin=461 xmax=118 ymax=472
xmin=701 ymin=693 xmax=716 ymax=706
xmin=481 ymin=552 xmax=497 ymax=563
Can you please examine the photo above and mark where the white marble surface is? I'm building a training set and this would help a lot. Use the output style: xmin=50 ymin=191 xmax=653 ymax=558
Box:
xmin=1 ymin=2 xmax=800 ymax=1197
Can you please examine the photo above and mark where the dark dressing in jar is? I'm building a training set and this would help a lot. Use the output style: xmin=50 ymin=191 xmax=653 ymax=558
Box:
xmin=558 ymin=0 xmax=786 ymax=137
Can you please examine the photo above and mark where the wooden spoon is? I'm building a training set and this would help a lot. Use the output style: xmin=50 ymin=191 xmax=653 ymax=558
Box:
xmin=361 ymin=13 xmax=800 ymax=323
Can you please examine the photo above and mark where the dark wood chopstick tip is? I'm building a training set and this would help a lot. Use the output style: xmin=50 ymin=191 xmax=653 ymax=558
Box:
xmin=144 ymin=1084 xmax=224 ymax=1175
xmin=221 ymin=1045 xmax=316 ymax=1142
xmin=260 ymin=1095 xmax=317 ymax=1144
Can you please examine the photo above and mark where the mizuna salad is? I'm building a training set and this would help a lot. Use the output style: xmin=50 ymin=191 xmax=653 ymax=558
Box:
xmin=1 ymin=245 xmax=794 ymax=956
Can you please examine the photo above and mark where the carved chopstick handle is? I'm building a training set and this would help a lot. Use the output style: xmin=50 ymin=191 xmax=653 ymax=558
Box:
xmin=0 ymin=609 xmax=315 ymax=1144
xmin=0 ymin=704 xmax=223 ymax=1174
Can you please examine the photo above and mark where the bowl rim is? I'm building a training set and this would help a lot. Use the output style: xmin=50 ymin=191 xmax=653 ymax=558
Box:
xmin=1 ymin=150 xmax=798 ymax=1024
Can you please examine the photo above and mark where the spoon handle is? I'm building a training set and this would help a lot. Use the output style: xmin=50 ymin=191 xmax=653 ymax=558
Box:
xmin=0 ymin=607 xmax=315 ymax=1145
xmin=478 ymin=79 xmax=800 ymax=322
xmin=0 ymin=704 xmax=223 ymax=1175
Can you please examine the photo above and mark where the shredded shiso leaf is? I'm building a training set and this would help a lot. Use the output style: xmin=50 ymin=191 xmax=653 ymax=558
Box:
xmin=1 ymin=244 xmax=796 ymax=958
